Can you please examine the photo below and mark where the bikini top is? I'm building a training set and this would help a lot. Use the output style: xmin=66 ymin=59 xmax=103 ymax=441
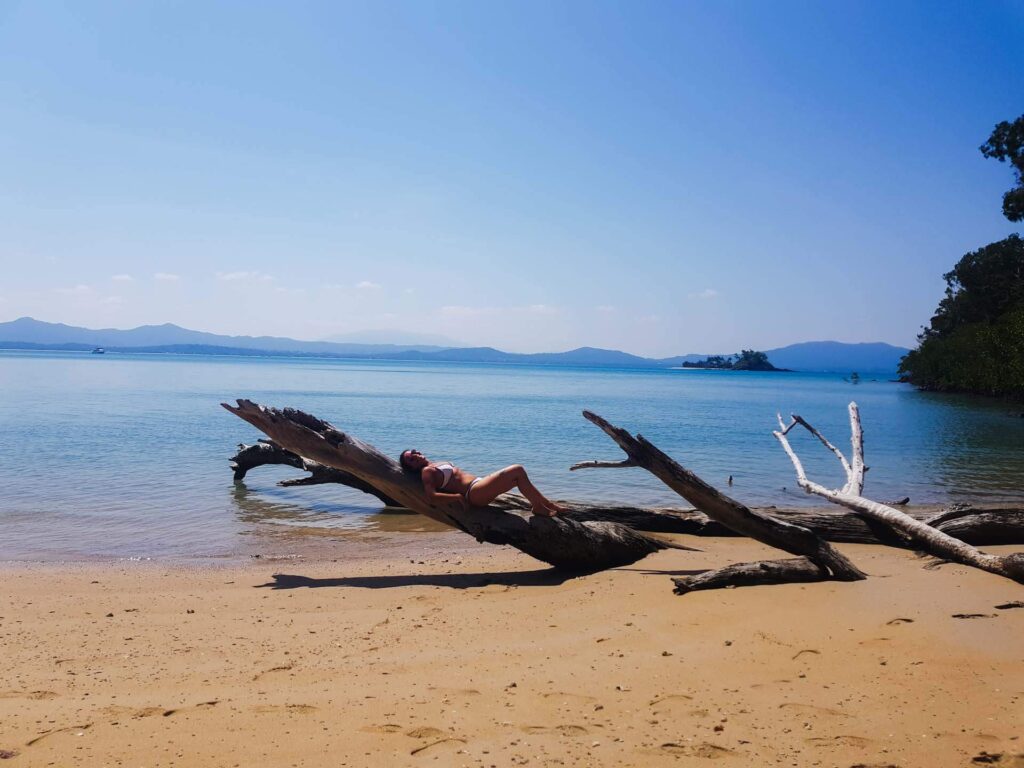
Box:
xmin=433 ymin=462 xmax=455 ymax=489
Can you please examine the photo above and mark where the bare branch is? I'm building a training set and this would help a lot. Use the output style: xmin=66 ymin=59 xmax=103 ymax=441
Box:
xmin=846 ymin=402 xmax=866 ymax=495
xmin=582 ymin=410 xmax=865 ymax=583
xmin=789 ymin=414 xmax=853 ymax=481
xmin=774 ymin=402 xmax=1024 ymax=584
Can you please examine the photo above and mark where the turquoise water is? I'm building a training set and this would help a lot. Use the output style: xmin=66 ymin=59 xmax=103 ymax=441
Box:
xmin=1 ymin=350 xmax=1022 ymax=561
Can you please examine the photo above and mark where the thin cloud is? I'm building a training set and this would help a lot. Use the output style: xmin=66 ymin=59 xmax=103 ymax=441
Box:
xmin=595 ymin=305 xmax=616 ymax=314
xmin=111 ymin=274 xmax=134 ymax=282
xmin=356 ymin=280 xmax=381 ymax=290
xmin=440 ymin=304 xmax=559 ymax=317
xmin=521 ymin=304 xmax=558 ymax=315
xmin=440 ymin=305 xmax=497 ymax=317
xmin=217 ymin=271 xmax=274 ymax=283
xmin=56 ymin=284 xmax=93 ymax=296
xmin=688 ymin=288 xmax=719 ymax=300
xmin=154 ymin=272 xmax=180 ymax=282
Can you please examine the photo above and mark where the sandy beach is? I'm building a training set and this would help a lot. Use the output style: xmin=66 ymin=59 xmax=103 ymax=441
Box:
xmin=2 ymin=533 xmax=1022 ymax=768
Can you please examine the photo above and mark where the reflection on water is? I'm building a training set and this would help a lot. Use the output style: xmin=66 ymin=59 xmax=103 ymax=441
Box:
xmin=230 ymin=483 xmax=449 ymax=536
xmin=917 ymin=391 xmax=1024 ymax=502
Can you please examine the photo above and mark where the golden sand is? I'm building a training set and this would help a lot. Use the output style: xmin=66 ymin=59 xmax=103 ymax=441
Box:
xmin=1 ymin=534 xmax=1022 ymax=767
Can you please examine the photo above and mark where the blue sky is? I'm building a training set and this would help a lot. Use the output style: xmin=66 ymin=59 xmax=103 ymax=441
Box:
xmin=1 ymin=1 xmax=1021 ymax=355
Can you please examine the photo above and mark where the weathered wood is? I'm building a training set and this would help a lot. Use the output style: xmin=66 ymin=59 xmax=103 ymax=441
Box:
xmin=222 ymin=400 xmax=687 ymax=571
xmin=673 ymin=558 xmax=830 ymax=594
xmin=775 ymin=402 xmax=1024 ymax=584
xmin=928 ymin=508 xmax=1024 ymax=545
xmin=574 ymin=410 xmax=866 ymax=583
xmin=231 ymin=440 xmax=400 ymax=506
xmin=229 ymin=440 xmax=1024 ymax=546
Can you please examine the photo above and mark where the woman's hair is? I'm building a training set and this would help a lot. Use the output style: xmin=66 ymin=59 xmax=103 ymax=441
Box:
xmin=398 ymin=449 xmax=417 ymax=473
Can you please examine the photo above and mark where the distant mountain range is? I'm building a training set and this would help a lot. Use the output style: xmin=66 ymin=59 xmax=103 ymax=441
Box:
xmin=0 ymin=317 xmax=911 ymax=373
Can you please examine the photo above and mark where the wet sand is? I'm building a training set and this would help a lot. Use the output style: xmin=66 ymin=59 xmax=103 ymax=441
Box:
xmin=1 ymin=534 xmax=1022 ymax=767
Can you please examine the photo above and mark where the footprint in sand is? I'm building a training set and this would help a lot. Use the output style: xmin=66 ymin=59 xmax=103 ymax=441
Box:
xmin=406 ymin=726 xmax=445 ymax=739
xmin=541 ymin=691 xmax=596 ymax=703
xmin=649 ymin=695 xmax=700 ymax=718
xmin=661 ymin=742 xmax=733 ymax=759
xmin=519 ymin=725 xmax=588 ymax=737
xmin=778 ymin=702 xmax=847 ymax=717
xmin=0 ymin=690 xmax=57 ymax=700
xmin=806 ymin=734 xmax=872 ymax=748
xmin=362 ymin=724 xmax=403 ymax=734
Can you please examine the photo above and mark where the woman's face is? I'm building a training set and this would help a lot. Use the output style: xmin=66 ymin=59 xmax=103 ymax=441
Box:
xmin=402 ymin=449 xmax=429 ymax=471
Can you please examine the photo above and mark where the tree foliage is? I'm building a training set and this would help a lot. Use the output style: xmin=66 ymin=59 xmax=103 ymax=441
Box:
xmin=732 ymin=349 xmax=774 ymax=370
xmin=683 ymin=350 xmax=779 ymax=371
xmin=980 ymin=114 xmax=1024 ymax=222
xmin=899 ymin=235 xmax=1024 ymax=397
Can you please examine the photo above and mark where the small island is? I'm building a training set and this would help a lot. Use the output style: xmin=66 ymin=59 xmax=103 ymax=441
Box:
xmin=681 ymin=349 xmax=788 ymax=371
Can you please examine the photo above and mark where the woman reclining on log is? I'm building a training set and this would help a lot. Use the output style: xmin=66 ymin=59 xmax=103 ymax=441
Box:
xmin=399 ymin=450 xmax=565 ymax=517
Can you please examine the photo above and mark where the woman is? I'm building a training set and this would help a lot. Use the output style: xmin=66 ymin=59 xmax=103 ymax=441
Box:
xmin=399 ymin=449 xmax=565 ymax=517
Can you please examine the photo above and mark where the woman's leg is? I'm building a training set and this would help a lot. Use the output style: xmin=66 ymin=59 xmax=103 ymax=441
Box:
xmin=466 ymin=465 xmax=563 ymax=516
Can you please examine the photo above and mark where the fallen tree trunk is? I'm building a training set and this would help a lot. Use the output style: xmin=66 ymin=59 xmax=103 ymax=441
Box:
xmin=574 ymin=411 xmax=867 ymax=590
xmin=222 ymin=400 xmax=687 ymax=571
xmin=231 ymin=440 xmax=400 ymax=506
xmin=775 ymin=403 xmax=1024 ymax=584
xmin=672 ymin=558 xmax=831 ymax=594
xmin=230 ymin=441 xmax=1024 ymax=546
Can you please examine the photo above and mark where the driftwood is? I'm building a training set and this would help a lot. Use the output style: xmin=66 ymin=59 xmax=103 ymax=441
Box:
xmin=222 ymin=400 xmax=688 ymax=571
xmin=230 ymin=441 xmax=1024 ymax=546
xmin=775 ymin=402 xmax=1024 ymax=584
xmin=231 ymin=440 xmax=400 ymax=506
xmin=672 ymin=558 xmax=834 ymax=594
xmin=572 ymin=411 xmax=867 ymax=592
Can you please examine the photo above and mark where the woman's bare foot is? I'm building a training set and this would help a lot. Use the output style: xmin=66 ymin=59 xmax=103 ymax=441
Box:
xmin=531 ymin=504 xmax=556 ymax=517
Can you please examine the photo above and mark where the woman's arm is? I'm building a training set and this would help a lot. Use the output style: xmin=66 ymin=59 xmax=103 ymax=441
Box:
xmin=422 ymin=468 xmax=468 ymax=508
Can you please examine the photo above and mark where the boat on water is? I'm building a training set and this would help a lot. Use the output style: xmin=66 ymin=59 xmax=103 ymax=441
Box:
xmin=91 ymin=347 xmax=105 ymax=354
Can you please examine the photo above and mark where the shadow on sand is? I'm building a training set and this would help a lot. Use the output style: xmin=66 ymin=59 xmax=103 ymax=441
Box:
xmin=256 ymin=568 xmax=590 ymax=590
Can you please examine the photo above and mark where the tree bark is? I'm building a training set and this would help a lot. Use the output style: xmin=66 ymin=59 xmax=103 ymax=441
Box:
xmin=222 ymin=400 xmax=687 ymax=571
xmin=574 ymin=410 xmax=867 ymax=588
xmin=230 ymin=439 xmax=1024 ymax=546
xmin=231 ymin=440 xmax=400 ymax=506
xmin=673 ymin=558 xmax=831 ymax=594
xmin=775 ymin=403 xmax=1024 ymax=584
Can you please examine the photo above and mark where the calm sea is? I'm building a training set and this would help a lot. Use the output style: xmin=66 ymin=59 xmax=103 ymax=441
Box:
xmin=1 ymin=350 xmax=1022 ymax=562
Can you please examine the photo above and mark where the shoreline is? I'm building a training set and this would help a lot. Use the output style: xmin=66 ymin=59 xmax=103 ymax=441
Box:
xmin=2 ymin=534 xmax=1021 ymax=766
xmin=3 ymin=501 xmax=1019 ymax=567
